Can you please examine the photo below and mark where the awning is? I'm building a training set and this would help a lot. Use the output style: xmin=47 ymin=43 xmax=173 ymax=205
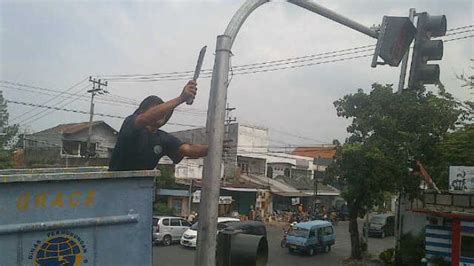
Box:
xmin=272 ymin=191 xmax=313 ymax=197
xmin=221 ymin=187 xmax=261 ymax=192
xmin=157 ymin=189 xmax=189 ymax=197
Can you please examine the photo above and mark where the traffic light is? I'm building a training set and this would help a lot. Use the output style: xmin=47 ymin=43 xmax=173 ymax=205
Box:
xmin=371 ymin=16 xmax=417 ymax=67
xmin=408 ymin=12 xmax=447 ymax=88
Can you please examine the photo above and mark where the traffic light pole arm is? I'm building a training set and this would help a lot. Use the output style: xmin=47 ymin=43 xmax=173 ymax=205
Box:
xmin=196 ymin=1 xmax=377 ymax=265
xmin=288 ymin=0 xmax=379 ymax=39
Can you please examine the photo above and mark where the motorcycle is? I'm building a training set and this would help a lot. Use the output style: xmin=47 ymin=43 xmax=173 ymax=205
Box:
xmin=280 ymin=222 xmax=297 ymax=248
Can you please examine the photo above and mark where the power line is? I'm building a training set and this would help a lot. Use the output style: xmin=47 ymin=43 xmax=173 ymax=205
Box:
xmin=17 ymin=84 xmax=89 ymax=124
xmin=2 ymin=80 xmax=208 ymax=116
xmin=6 ymin=99 xmax=204 ymax=128
xmin=9 ymin=78 xmax=88 ymax=122
xmin=97 ymin=26 xmax=473 ymax=83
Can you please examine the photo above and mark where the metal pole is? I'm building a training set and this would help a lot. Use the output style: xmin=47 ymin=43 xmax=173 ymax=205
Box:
xmin=196 ymin=1 xmax=383 ymax=265
xmin=397 ymin=8 xmax=416 ymax=93
xmin=195 ymin=34 xmax=232 ymax=266
xmin=287 ymin=0 xmax=378 ymax=39
xmin=188 ymin=179 xmax=194 ymax=216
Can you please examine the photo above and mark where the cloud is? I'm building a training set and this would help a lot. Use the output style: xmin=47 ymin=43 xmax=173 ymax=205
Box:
xmin=1 ymin=0 xmax=472 ymax=144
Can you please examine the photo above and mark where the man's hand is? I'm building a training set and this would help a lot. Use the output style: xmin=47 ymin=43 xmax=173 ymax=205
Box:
xmin=179 ymin=143 xmax=208 ymax=158
xmin=179 ymin=80 xmax=197 ymax=103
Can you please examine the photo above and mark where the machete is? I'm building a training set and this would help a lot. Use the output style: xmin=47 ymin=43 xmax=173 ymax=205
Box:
xmin=187 ymin=45 xmax=207 ymax=105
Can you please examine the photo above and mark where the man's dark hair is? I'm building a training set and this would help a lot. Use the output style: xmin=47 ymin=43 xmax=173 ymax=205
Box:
xmin=133 ymin=95 xmax=173 ymax=124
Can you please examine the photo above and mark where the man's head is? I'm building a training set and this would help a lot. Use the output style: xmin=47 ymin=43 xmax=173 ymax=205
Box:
xmin=134 ymin=95 xmax=173 ymax=130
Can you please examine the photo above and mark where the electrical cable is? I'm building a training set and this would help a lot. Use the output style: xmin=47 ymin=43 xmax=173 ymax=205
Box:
xmin=9 ymin=77 xmax=88 ymax=122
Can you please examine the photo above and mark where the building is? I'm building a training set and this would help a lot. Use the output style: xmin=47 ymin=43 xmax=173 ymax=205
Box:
xmin=24 ymin=121 xmax=117 ymax=167
xmin=168 ymin=123 xmax=340 ymax=219
xmin=398 ymin=166 xmax=474 ymax=265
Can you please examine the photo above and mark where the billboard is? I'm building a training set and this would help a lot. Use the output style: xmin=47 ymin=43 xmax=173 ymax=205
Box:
xmin=449 ymin=166 xmax=474 ymax=193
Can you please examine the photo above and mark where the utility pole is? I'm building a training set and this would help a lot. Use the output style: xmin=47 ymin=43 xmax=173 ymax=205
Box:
xmin=86 ymin=77 xmax=108 ymax=164
xmin=313 ymin=156 xmax=320 ymax=211
xmin=222 ymin=103 xmax=236 ymax=182
xmin=188 ymin=179 xmax=194 ymax=216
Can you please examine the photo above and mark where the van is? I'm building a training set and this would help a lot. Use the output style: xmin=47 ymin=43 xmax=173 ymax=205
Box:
xmin=153 ymin=216 xmax=192 ymax=246
xmin=364 ymin=213 xmax=395 ymax=238
xmin=286 ymin=220 xmax=336 ymax=256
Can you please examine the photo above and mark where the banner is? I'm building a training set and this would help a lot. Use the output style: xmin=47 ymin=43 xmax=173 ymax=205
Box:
xmin=449 ymin=166 xmax=474 ymax=193
xmin=192 ymin=191 xmax=232 ymax=204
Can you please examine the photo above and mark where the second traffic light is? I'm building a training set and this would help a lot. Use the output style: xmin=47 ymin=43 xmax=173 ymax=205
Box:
xmin=408 ymin=12 xmax=447 ymax=88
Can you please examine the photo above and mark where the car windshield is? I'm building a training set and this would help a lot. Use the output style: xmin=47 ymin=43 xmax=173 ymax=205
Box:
xmin=191 ymin=222 xmax=199 ymax=230
xmin=370 ymin=216 xmax=386 ymax=224
xmin=288 ymin=228 xmax=309 ymax=237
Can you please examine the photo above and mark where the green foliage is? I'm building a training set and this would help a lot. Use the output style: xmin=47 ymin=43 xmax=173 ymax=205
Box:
xmin=395 ymin=233 xmax=425 ymax=265
xmin=429 ymin=256 xmax=449 ymax=266
xmin=334 ymin=143 xmax=399 ymax=218
xmin=431 ymin=126 xmax=474 ymax=188
xmin=379 ymin=248 xmax=395 ymax=266
xmin=0 ymin=91 xmax=19 ymax=169
xmin=330 ymin=83 xmax=466 ymax=259
xmin=155 ymin=165 xmax=180 ymax=189
xmin=333 ymin=83 xmax=465 ymax=195
xmin=153 ymin=202 xmax=174 ymax=216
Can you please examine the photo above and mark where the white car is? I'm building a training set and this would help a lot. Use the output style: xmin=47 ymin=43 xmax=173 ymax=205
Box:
xmin=180 ymin=217 xmax=240 ymax=248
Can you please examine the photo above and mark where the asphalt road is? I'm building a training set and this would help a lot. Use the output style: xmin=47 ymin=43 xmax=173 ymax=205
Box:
xmin=153 ymin=220 xmax=395 ymax=266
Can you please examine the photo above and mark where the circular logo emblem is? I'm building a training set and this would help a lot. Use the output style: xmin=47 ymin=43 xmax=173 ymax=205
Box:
xmin=31 ymin=231 xmax=87 ymax=266
xmin=153 ymin=145 xmax=162 ymax=155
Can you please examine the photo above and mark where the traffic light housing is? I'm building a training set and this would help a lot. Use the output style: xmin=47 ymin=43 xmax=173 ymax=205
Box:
xmin=371 ymin=16 xmax=417 ymax=67
xmin=408 ymin=12 xmax=447 ymax=88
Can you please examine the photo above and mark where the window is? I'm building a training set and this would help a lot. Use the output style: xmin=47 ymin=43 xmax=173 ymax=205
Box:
xmin=217 ymin=222 xmax=231 ymax=230
xmin=153 ymin=218 xmax=160 ymax=226
xmin=322 ymin=226 xmax=333 ymax=236
xmin=181 ymin=220 xmax=191 ymax=227
xmin=162 ymin=219 xmax=170 ymax=226
xmin=461 ymin=235 xmax=474 ymax=258
xmin=62 ymin=140 xmax=81 ymax=156
xmin=171 ymin=219 xmax=181 ymax=226
xmin=80 ymin=142 xmax=97 ymax=157
xmin=309 ymin=229 xmax=316 ymax=237
xmin=172 ymin=199 xmax=182 ymax=216
xmin=266 ymin=166 xmax=273 ymax=178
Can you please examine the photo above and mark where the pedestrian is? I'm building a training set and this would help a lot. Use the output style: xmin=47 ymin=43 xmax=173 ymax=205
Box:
xmin=109 ymin=81 xmax=208 ymax=171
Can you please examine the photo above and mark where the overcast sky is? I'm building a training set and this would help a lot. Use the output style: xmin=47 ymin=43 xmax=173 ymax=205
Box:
xmin=1 ymin=0 xmax=472 ymax=146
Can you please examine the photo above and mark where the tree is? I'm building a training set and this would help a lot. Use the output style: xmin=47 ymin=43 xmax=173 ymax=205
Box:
xmin=0 ymin=91 xmax=19 ymax=169
xmin=330 ymin=83 xmax=465 ymax=260
xmin=329 ymin=143 xmax=399 ymax=259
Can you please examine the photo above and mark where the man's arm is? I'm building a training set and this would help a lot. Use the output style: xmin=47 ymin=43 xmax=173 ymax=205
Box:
xmin=178 ymin=144 xmax=208 ymax=158
xmin=134 ymin=81 xmax=197 ymax=128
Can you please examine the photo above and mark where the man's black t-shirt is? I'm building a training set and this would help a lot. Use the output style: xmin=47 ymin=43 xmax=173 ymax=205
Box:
xmin=109 ymin=115 xmax=184 ymax=171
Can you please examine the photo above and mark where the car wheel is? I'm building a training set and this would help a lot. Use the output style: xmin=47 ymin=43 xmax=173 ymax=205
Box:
xmin=163 ymin=235 xmax=172 ymax=246
xmin=325 ymin=245 xmax=331 ymax=253
xmin=308 ymin=247 xmax=315 ymax=256
xmin=381 ymin=231 xmax=385 ymax=238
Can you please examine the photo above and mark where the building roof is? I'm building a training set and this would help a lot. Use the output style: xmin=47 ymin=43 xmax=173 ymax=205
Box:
xmin=33 ymin=121 xmax=117 ymax=135
xmin=237 ymin=174 xmax=337 ymax=197
xmin=291 ymin=146 xmax=336 ymax=159
xmin=274 ymin=175 xmax=340 ymax=196
xmin=296 ymin=220 xmax=332 ymax=230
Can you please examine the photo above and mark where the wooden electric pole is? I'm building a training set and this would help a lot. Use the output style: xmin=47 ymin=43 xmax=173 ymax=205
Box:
xmin=86 ymin=76 xmax=108 ymax=164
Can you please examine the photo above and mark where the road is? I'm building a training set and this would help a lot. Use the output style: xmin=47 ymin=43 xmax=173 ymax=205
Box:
xmin=153 ymin=221 xmax=395 ymax=266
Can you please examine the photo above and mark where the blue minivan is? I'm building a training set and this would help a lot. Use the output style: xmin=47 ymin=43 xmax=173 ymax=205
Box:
xmin=286 ymin=220 xmax=336 ymax=256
